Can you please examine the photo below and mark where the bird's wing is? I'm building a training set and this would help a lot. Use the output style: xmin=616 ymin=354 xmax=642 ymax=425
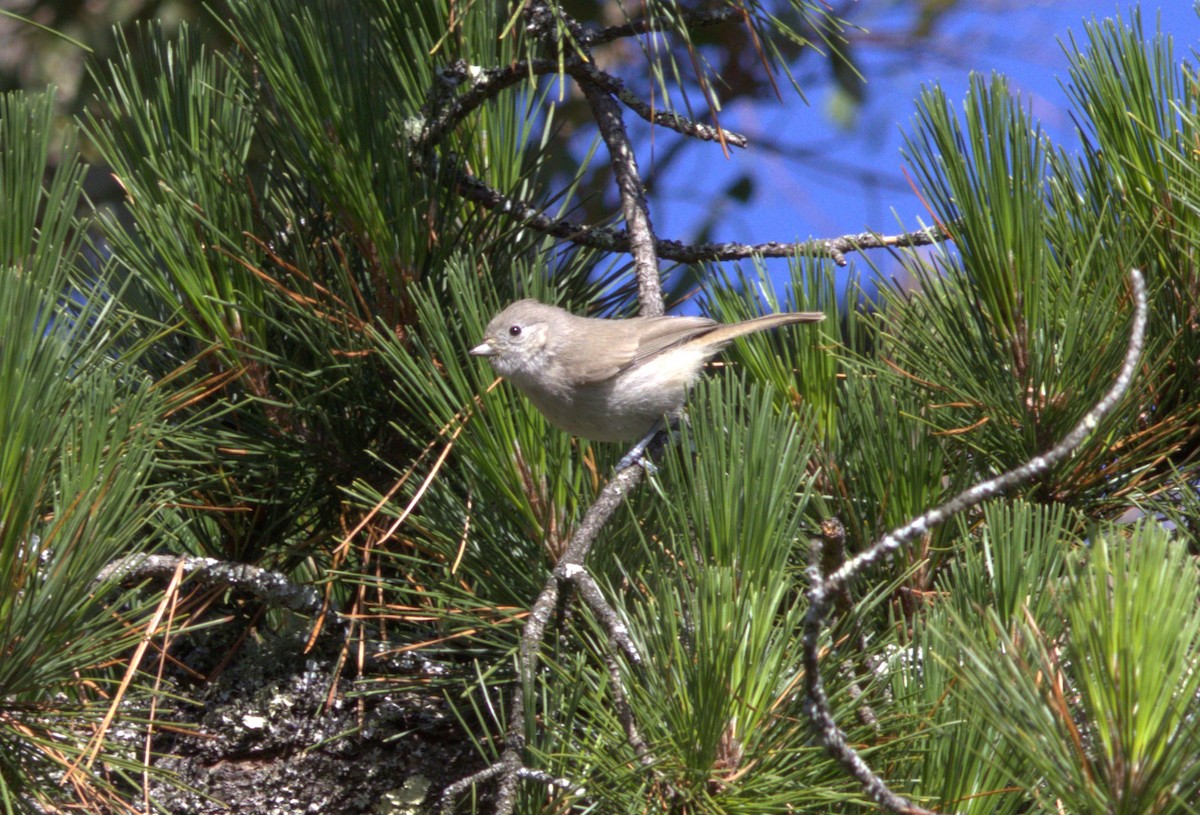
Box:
xmin=626 ymin=316 xmax=717 ymax=368
xmin=565 ymin=315 xmax=717 ymax=385
xmin=563 ymin=318 xmax=642 ymax=384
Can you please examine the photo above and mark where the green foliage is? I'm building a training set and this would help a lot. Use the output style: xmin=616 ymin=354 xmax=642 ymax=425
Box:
xmin=609 ymin=378 xmax=857 ymax=810
xmin=0 ymin=91 xmax=173 ymax=814
xmin=87 ymin=22 xmax=260 ymax=356
xmin=932 ymin=527 xmax=1200 ymax=814
xmin=898 ymin=76 xmax=1142 ymax=507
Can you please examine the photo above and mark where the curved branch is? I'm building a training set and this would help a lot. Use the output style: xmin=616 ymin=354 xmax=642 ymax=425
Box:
xmin=801 ymin=268 xmax=1149 ymax=814
xmin=418 ymin=53 xmax=746 ymax=158
xmin=828 ymin=268 xmax=1147 ymax=593
xmin=418 ymin=61 xmax=553 ymax=150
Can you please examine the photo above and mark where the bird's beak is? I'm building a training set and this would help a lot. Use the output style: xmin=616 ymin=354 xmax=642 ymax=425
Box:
xmin=469 ymin=340 xmax=496 ymax=357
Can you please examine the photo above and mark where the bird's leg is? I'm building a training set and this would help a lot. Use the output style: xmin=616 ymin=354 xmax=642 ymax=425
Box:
xmin=615 ymin=419 xmax=667 ymax=473
xmin=616 ymin=409 xmax=691 ymax=473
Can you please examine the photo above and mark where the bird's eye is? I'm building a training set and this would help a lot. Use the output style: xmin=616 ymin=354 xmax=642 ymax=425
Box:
xmin=508 ymin=325 xmax=522 ymax=337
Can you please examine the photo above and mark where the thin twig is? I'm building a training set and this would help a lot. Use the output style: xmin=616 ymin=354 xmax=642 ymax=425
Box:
xmin=439 ymin=160 xmax=951 ymax=265
xmin=439 ymin=461 xmax=648 ymax=815
xmin=561 ymin=563 xmax=642 ymax=664
xmin=599 ymin=647 xmax=654 ymax=765
xmin=417 ymin=59 xmax=556 ymax=151
xmin=581 ymin=7 xmax=746 ymax=47
xmin=420 ymin=56 xmax=748 ymax=152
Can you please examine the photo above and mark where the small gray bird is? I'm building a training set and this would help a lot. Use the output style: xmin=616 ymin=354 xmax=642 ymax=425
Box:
xmin=470 ymin=299 xmax=824 ymax=443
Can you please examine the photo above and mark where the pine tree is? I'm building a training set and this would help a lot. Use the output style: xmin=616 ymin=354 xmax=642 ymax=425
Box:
xmin=0 ymin=2 xmax=1197 ymax=813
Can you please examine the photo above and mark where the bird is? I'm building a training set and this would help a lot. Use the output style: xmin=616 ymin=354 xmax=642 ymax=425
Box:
xmin=469 ymin=299 xmax=824 ymax=443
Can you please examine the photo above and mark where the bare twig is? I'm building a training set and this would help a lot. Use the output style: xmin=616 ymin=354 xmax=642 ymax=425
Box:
xmin=418 ymin=60 xmax=555 ymax=151
xmin=599 ymin=647 xmax=653 ymax=764
xmin=422 ymin=57 xmax=747 ymax=150
xmin=516 ymin=0 xmax=663 ymax=312
xmin=801 ymin=269 xmax=1148 ymax=814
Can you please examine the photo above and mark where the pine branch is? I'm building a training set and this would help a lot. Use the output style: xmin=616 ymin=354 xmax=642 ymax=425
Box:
xmin=440 ymin=458 xmax=651 ymax=815
xmin=435 ymin=3 xmax=957 ymax=808
xmin=97 ymin=554 xmax=330 ymax=618
xmin=575 ymin=76 xmax=663 ymax=313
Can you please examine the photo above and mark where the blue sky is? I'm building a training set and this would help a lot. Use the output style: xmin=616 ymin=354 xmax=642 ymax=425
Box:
xmin=643 ymin=2 xmax=1199 ymax=290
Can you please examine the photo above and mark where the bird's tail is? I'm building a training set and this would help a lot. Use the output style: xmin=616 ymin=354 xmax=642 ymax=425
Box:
xmin=696 ymin=311 xmax=825 ymax=346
